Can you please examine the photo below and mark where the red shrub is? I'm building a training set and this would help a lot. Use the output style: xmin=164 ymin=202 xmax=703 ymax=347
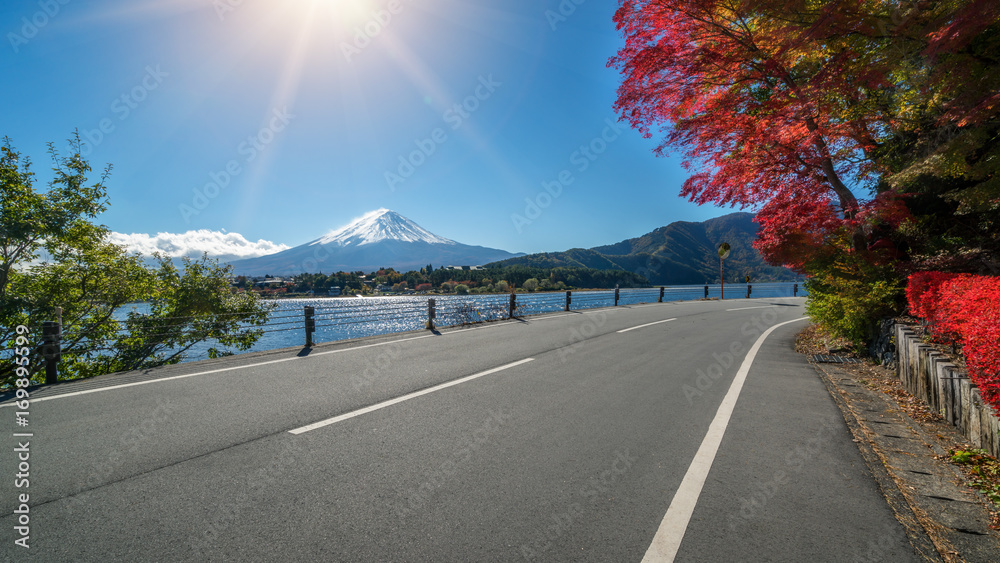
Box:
xmin=965 ymin=319 xmax=1000 ymax=409
xmin=905 ymin=271 xmax=963 ymax=322
xmin=937 ymin=276 xmax=986 ymax=337
xmin=907 ymin=272 xmax=1000 ymax=413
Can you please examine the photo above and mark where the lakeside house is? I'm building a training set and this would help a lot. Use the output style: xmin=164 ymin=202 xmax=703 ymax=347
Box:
xmin=253 ymin=277 xmax=286 ymax=288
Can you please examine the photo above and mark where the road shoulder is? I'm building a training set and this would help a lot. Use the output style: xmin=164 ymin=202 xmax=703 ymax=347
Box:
xmin=807 ymin=342 xmax=1000 ymax=562
xmin=672 ymin=319 xmax=923 ymax=562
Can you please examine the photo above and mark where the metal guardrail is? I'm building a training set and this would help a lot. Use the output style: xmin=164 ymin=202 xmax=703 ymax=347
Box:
xmin=304 ymin=282 xmax=804 ymax=346
xmin=12 ymin=283 xmax=805 ymax=381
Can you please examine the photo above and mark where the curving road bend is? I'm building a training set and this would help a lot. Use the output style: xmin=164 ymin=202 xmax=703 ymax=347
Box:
xmin=1 ymin=297 xmax=922 ymax=562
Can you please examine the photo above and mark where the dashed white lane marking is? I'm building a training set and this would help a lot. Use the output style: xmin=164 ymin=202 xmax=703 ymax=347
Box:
xmin=3 ymin=301 xmax=792 ymax=407
xmin=617 ymin=318 xmax=677 ymax=333
xmin=288 ymin=358 xmax=534 ymax=434
xmin=531 ymin=313 xmax=578 ymax=321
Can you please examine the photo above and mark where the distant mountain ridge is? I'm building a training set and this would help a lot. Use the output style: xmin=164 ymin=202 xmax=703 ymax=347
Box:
xmin=227 ymin=209 xmax=522 ymax=275
xmin=488 ymin=212 xmax=794 ymax=284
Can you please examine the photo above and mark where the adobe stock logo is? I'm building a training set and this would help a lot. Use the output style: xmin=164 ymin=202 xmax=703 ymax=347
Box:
xmin=213 ymin=0 xmax=244 ymax=21
xmin=78 ymin=65 xmax=169 ymax=156
xmin=340 ymin=0 xmax=412 ymax=63
xmin=179 ymin=107 xmax=295 ymax=222
xmin=511 ymin=118 xmax=623 ymax=233
xmin=544 ymin=0 xmax=586 ymax=31
xmin=384 ymin=74 xmax=502 ymax=191
xmin=7 ymin=0 xmax=71 ymax=53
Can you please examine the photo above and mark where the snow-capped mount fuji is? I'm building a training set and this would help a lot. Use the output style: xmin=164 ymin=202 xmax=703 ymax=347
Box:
xmin=312 ymin=209 xmax=455 ymax=247
xmin=227 ymin=209 xmax=522 ymax=275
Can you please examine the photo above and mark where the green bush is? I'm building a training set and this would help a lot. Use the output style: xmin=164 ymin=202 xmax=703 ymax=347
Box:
xmin=804 ymin=250 xmax=904 ymax=347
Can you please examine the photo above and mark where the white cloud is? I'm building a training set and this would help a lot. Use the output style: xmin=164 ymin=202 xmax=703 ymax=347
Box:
xmin=108 ymin=230 xmax=289 ymax=262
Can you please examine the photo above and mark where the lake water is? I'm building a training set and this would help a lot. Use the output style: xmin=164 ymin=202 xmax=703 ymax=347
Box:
xmin=130 ymin=283 xmax=805 ymax=362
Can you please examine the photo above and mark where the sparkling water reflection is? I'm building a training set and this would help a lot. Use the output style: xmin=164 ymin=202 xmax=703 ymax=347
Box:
xmin=118 ymin=283 xmax=804 ymax=363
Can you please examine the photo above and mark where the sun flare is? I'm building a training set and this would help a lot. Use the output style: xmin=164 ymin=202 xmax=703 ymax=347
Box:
xmin=301 ymin=0 xmax=379 ymax=29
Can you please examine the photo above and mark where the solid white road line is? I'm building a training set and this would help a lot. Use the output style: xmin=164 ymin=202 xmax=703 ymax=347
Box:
xmin=288 ymin=358 xmax=534 ymax=434
xmin=617 ymin=318 xmax=677 ymax=333
xmin=641 ymin=317 xmax=808 ymax=562
xmin=0 ymin=333 xmax=437 ymax=407
xmin=2 ymin=306 xmax=579 ymax=407
xmin=726 ymin=306 xmax=776 ymax=312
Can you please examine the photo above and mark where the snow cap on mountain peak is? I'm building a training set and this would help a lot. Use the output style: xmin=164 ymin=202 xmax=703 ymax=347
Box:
xmin=311 ymin=209 xmax=456 ymax=247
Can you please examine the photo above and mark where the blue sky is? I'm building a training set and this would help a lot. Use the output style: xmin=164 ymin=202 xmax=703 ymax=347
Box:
xmin=3 ymin=0 xmax=733 ymax=259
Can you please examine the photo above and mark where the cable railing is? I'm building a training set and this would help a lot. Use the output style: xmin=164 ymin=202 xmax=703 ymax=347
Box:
xmin=8 ymin=282 xmax=805 ymax=381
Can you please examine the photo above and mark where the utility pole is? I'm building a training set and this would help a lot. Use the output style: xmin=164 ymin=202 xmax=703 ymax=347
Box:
xmin=718 ymin=243 xmax=731 ymax=300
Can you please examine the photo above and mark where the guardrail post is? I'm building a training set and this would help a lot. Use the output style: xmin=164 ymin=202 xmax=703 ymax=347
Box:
xmin=565 ymin=291 xmax=571 ymax=312
xmin=427 ymin=298 xmax=436 ymax=330
xmin=704 ymin=285 xmax=709 ymax=299
xmin=659 ymin=287 xmax=664 ymax=303
xmin=509 ymin=293 xmax=517 ymax=319
xmin=304 ymin=306 xmax=315 ymax=347
xmin=614 ymin=286 xmax=620 ymax=306
xmin=794 ymin=283 xmax=798 ymax=297
xmin=747 ymin=284 xmax=752 ymax=299
xmin=42 ymin=321 xmax=61 ymax=384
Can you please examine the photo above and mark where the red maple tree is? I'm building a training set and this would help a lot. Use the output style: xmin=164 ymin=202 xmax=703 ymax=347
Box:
xmin=609 ymin=0 xmax=1000 ymax=269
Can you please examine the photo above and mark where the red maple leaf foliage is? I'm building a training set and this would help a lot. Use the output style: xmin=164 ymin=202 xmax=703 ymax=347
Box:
xmin=918 ymin=0 xmax=1000 ymax=129
xmin=753 ymin=191 xmax=841 ymax=270
xmin=608 ymin=0 xmax=997 ymax=267
xmin=754 ymin=190 xmax=914 ymax=271
xmin=609 ymin=1 xmax=875 ymax=216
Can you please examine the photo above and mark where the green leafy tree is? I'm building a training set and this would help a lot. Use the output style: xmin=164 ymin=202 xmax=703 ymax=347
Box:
xmin=1 ymin=135 xmax=271 ymax=387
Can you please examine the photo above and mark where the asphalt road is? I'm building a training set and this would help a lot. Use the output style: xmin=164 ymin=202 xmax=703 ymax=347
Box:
xmin=1 ymin=297 xmax=923 ymax=561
